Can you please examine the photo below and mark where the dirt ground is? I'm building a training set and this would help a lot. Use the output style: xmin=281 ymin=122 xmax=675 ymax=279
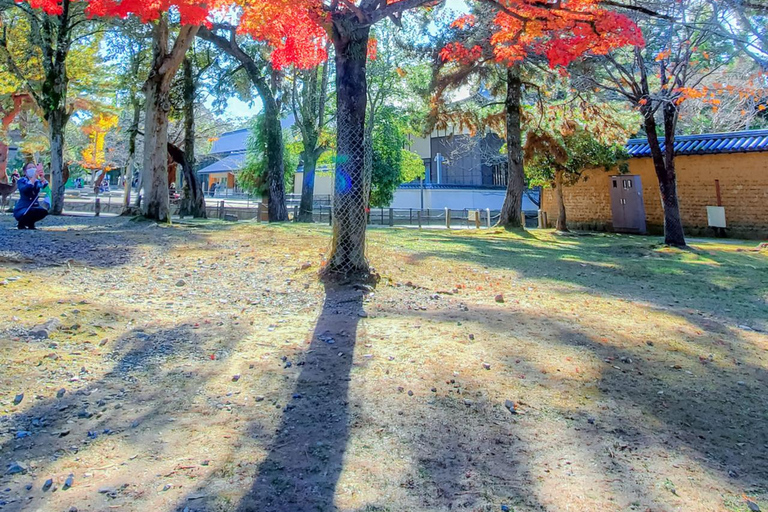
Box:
xmin=0 ymin=216 xmax=766 ymax=512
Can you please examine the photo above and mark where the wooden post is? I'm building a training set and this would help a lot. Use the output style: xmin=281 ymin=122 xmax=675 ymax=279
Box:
xmin=475 ymin=211 xmax=481 ymax=229
xmin=486 ymin=208 xmax=491 ymax=228
xmin=426 ymin=208 xmax=430 ymax=226
xmin=256 ymin=203 xmax=262 ymax=223
xmin=715 ymin=179 xmax=722 ymax=206
xmin=328 ymin=206 xmax=332 ymax=226
xmin=417 ymin=210 xmax=422 ymax=229
xmin=389 ymin=208 xmax=394 ymax=227
xmin=219 ymin=200 xmax=224 ymax=219
xmin=293 ymin=205 xmax=299 ymax=222
xmin=445 ymin=208 xmax=451 ymax=229
xmin=94 ymin=198 xmax=101 ymax=217
xmin=409 ymin=208 xmax=413 ymax=225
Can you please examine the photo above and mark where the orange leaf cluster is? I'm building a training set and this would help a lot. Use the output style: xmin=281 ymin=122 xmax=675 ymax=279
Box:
xmin=443 ymin=0 xmax=643 ymax=68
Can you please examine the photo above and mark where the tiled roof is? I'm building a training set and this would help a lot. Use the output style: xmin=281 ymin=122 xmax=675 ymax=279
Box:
xmin=626 ymin=129 xmax=768 ymax=157
xmin=197 ymin=152 xmax=246 ymax=174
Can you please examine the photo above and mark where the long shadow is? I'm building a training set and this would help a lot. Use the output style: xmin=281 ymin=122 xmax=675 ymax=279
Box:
xmin=385 ymin=303 xmax=768 ymax=504
xmin=385 ymin=230 xmax=768 ymax=328
xmin=235 ymin=284 xmax=364 ymax=512
xmin=0 ymin=320 xmax=247 ymax=512
xmin=0 ymin=215 xmax=243 ymax=268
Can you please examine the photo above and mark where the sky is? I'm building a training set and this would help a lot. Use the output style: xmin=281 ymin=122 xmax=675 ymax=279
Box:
xmin=212 ymin=0 xmax=469 ymax=121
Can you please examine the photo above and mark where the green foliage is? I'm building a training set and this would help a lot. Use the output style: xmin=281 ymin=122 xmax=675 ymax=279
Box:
xmin=525 ymin=128 xmax=629 ymax=188
xmin=370 ymin=107 xmax=425 ymax=207
xmin=238 ymin=113 xmax=297 ymax=195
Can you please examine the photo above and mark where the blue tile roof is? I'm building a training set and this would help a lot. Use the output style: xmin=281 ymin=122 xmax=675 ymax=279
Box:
xmin=197 ymin=152 xmax=246 ymax=174
xmin=626 ymin=129 xmax=768 ymax=158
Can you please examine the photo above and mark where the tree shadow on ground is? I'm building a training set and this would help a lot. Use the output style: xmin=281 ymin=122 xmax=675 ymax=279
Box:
xmin=0 ymin=319 xmax=248 ymax=512
xmin=0 ymin=216 xmax=245 ymax=269
xmin=386 ymin=303 xmax=768 ymax=509
xmin=233 ymin=284 xmax=365 ymax=512
xmin=388 ymin=230 xmax=768 ymax=328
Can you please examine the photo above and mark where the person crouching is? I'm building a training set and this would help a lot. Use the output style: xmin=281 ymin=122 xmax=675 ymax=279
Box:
xmin=14 ymin=163 xmax=49 ymax=230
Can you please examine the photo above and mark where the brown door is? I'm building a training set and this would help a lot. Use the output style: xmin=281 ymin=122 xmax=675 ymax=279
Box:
xmin=609 ymin=175 xmax=647 ymax=233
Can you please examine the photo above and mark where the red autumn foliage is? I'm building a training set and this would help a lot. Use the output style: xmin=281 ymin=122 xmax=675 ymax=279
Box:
xmin=27 ymin=0 xmax=641 ymax=72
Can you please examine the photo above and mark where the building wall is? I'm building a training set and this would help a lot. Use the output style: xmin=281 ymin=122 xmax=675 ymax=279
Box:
xmin=541 ymin=152 xmax=768 ymax=238
xmin=293 ymin=171 xmax=334 ymax=196
xmin=390 ymin=188 xmax=509 ymax=210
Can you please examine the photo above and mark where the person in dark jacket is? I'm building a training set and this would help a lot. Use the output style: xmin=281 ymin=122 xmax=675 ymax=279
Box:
xmin=14 ymin=163 xmax=48 ymax=230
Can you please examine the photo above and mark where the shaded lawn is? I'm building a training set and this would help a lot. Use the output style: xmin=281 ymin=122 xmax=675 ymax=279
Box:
xmin=0 ymin=219 xmax=766 ymax=512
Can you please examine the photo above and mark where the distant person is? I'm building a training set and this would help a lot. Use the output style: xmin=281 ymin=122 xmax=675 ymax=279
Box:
xmin=209 ymin=182 xmax=217 ymax=197
xmin=14 ymin=163 xmax=48 ymax=230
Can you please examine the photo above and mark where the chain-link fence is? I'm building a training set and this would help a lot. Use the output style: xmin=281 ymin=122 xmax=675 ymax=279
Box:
xmin=323 ymin=106 xmax=372 ymax=280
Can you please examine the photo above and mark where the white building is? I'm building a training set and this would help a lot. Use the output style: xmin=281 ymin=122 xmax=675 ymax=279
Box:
xmin=294 ymin=128 xmax=539 ymax=211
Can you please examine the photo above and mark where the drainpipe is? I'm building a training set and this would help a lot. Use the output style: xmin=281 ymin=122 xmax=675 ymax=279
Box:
xmin=434 ymin=153 xmax=444 ymax=185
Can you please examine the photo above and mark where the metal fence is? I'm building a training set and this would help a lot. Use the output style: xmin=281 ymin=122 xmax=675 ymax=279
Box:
xmin=4 ymin=194 xmax=537 ymax=229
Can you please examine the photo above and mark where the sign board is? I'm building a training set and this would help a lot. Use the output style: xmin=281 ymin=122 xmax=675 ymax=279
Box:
xmin=467 ymin=210 xmax=479 ymax=222
xmin=706 ymin=206 xmax=727 ymax=228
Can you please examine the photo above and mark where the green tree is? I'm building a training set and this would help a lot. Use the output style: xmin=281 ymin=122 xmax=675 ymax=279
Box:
xmin=370 ymin=106 xmax=424 ymax=208
xmin=526 ymin=128 xmax=629 ymax=233
xmin=238 ymin=113 xmax=298 ymax=198
xmin=0 ymin=1 xmax=107 ymax=213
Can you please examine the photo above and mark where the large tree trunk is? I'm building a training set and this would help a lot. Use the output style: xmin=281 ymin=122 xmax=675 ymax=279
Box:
xmin=553 ymin=169 xmax=568 ymax=232
xmin=48 ymin=106 xmax=67 ymax=215
xmin=122 ymin=99 xmax=141 ymax=213
xmin=643 ymin=105 xmax=686 ymax=247
xmin=263 ymin=99 xmax=287 ymax=221
xmin=498 ymin=66 xmax=525 ymax=229
xmin=297 ymin=149 xmax=318 ymax=222
xmin=178 ymin=57 xmax=206 ymax=218
xmin=323 ymin=20 xmax=371 ymax=281
xmin=141 ymin=19 xmax=198 ymax=222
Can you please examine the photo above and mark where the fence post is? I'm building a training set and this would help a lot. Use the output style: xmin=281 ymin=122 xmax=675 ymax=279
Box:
xmin=381 ymin=208 xmax=384 ymax=225
xmin=486 ymin=208 xmax=491 ymax=228
xmin=417 ymin=210 xmax=422 ymax=229
xmin=445 ymin=208 xmax=451 ymax=229
xmin=219 ymin=200 xmax=224 ymax=219
xmin=94 ymin=198 xmax=100 ymax=217
xmin=409 ymin=208 xmax=413 ymax=225
xmin=389 ymin=208 xmax=394 ymax=227
xmin=475 ymin=211 xmax=481 ymax=229
xmin=256 ymin=203 xmax=262 ymax=223
xmin=293 ymin=205 xmax=299 ymax=222
xmin=426 ymin=208 xmax=430 ymax=226
xmin=328 ymin=206 xmax=332 ymax=226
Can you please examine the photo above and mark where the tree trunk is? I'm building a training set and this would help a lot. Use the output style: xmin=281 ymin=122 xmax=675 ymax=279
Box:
xmin=48 ymin=107 xmax=67 ymax=215
xmin=0 ymin=142 xmax=9 ymax=183
xmin=141 ymin=19 xmax=198 ymax=222
xmin=178 ymin=57 xmax=206 ymax=218
xmin=122 ymin=99 xmax=141 ymax=213
xmin=297 ymin=150 xmax=318 ymax=222
xmin=498 ymin=66 xmax=525 ymax=229
xmin=142 ymin=76 xmax=172 ymax=221
xmin=643 ymin=105 xmax=686 ymax=246
xmin=263 ymin=100 xmax=287 ymax=221
xmin=323 ymin=20 xmax=371 ymax=281
xmin=554 ymin=170 xmax=568 ymax=232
